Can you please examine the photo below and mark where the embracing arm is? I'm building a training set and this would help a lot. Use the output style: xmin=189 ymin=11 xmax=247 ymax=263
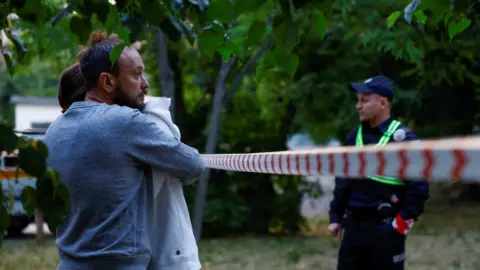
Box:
xmin=126 ymin=110 xmax=205 ymax=183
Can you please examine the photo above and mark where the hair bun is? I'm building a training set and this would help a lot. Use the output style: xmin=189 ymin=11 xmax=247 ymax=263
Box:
xmin=87 ymin=30 xmax=108 ymax=46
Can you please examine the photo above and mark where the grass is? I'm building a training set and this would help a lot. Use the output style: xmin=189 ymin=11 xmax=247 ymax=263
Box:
xmin=1 ymin=202 xmax=480 ymax=270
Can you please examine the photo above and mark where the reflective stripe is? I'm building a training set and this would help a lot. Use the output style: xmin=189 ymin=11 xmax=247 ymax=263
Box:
xmin=378 ymin=120 xmax=400 ymax=145
xmin=356 ymin=120 xmax=405 ymax=185
xmin=369 ymin=176 xmax=403 ymax=185
xmin=357 ymin=120 xmax=401 ymax=147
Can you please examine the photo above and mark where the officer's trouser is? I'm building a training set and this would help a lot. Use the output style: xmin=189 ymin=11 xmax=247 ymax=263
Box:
xmin=337 ymin=217 xmax=406 ymax=270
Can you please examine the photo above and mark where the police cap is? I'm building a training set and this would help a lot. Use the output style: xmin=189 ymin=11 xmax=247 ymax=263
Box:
xmin=349 ymin=75 xmax=394 ymax=101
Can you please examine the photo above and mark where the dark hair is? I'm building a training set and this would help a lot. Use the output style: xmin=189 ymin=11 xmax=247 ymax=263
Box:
xmin=79 ymin=30 xmax=124 ymax=90
xmin=58 ymin=63 xmax=86 ymax=112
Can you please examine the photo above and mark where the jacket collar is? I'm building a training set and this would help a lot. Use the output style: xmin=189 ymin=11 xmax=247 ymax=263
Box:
xmin=361 ymin=116 xmax=394 ymax=133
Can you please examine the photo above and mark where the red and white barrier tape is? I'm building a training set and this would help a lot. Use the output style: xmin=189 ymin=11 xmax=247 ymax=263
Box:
xmin=2 ymin=136 xmax=479 ymax=182
xmin=201 ymin=136 xmax=480 ymax=181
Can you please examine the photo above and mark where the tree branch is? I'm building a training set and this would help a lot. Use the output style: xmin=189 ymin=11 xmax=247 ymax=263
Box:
xmin=50 ymin=4 xmax=73 ymax=27
xmin=222 ymin=39 xmax=272 ymax=106
xmin=403 ymin=0 xmax=422 ymax=24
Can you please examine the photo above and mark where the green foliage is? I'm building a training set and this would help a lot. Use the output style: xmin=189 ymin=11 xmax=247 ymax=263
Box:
xmin=4 ymin=0 xmax=473 ymax=91
xmin=273 ymin=17 xmax=300 ymax=53
xmin=36 ymin=169 xmax=70 ymax=231
xmin=414 ymin=10 xmax=428 ymax=24
xmin=312 ymin=10 xmax=327 ymax=38
xmin=388 ymin=0 xmax=474 ymax=41
xmin=18 ymin=140 xmax=48 ymax=178
xmin=69 ymin=15 xmax=93 ymax=44
xmin=207 ymin=0 xmax=235 ymax=24
xmin=387 ymin=11 xmax=402 ymax=28
xmin=448 ymin=17 xmax=471 ymax=40
xmin=109 ymin=44 xmax=127 ymax=64
xmin=256 ymin=49 xmax=299 ymax=82
xmin=245 ymin=21 xmax=266 ymax=49
xmin=217 ymin=39 xmax=241 ymax=62
xmin=0 ymin=124 xmax=69 ymax=247
xmin=20 ymin=186 xmax=37 ymax=216
xmin=3 ymin=54 xmax=15 ymax=76
xmin=0 ymin=123 xmax=18 ymax=152
xmin=4 ymin=0 xmax=293 ymax=77
xmin=198 ymin=23 xmax=226 ymax=59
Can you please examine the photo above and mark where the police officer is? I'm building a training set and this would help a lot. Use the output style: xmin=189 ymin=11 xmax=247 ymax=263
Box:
xmin=328 ymin=75 xmax=430 ymax=270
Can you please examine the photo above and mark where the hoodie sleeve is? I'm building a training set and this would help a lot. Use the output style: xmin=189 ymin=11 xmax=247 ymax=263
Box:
xmin=142 ymin=99 xmax=181 ymax=139
xmin=126 ymin=110 xmax=205 ymax=184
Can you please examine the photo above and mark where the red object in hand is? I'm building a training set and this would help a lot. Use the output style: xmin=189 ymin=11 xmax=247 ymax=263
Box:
xmin=392 ymin=214 xmax=415 ymax=235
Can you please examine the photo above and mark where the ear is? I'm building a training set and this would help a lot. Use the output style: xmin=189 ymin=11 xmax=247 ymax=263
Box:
xmin=99 ymin=72 xmax=116 ymax=93
xmin=382 ymin=98 xmax=391 ymax=109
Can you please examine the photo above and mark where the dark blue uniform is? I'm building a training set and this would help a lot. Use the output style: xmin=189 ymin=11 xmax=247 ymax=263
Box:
xmin=330 ymin=117 xmax=430 ymax=270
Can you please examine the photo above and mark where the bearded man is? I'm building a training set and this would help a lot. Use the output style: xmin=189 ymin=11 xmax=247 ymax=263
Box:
xmin=44 ymin=30 xmax=205 ymax=270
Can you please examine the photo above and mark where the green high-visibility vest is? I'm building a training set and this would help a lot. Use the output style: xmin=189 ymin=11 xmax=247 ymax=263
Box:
xmin=355 ymin=120 xmax=405 ymax=186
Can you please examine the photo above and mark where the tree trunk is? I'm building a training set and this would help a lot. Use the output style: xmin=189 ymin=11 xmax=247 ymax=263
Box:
xmin=192 ymin=41 xmax=272 ymax=243
xmin=192 ymin=57 xmax=237 ymax=243
xmin=35 ymin=212 xmax=44 ymax=246
xmin=155 ymin=29 xmax=175 ymax=118
xmin=1 ymin=82 xmax=16 ymax=125
xmin=172 ymin=51 xmax=185 ymax=131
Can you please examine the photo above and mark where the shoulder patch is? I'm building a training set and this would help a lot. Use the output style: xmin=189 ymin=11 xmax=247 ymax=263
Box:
xmin=393 ymin=128 xmax=406 ymax=141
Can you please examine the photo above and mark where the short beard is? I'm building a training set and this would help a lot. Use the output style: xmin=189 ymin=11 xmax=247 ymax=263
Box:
xmin=113 ymin=82 xmax=143 ymax=110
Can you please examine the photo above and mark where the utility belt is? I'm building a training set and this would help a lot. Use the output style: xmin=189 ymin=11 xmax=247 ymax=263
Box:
xmin=345 ymin=180 xmax=404 ymax=224
xmin=347 ymin=177 xmax=406 ymax=201
xmin=346 ymin=203 xmax=398 ymax=223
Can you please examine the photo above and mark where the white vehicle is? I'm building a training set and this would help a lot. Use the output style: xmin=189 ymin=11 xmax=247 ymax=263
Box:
xmin=1 ymin=129 xmax=46 ymax=236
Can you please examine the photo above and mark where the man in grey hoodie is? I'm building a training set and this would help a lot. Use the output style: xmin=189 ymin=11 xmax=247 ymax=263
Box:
xmin=44 ymin=30 xmax=205 ymax=270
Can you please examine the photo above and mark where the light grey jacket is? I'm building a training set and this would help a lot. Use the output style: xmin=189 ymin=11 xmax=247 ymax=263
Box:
xmin=143 ymin=97 xmax=202 ymax=270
